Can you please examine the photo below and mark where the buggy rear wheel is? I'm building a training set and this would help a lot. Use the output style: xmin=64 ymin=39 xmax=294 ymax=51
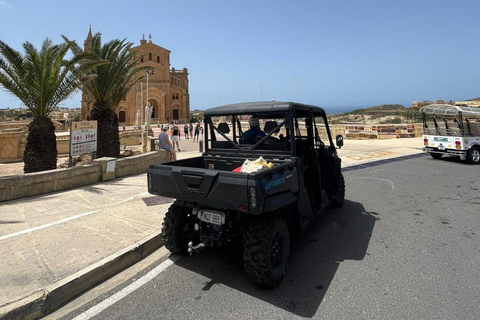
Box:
xmin=161 ymin=203 xmax=199 ymax=255
xmin=430 ymin=153 xmax=443 ymax=159
xmin=243 ymin=217 xmax=290 ymax=288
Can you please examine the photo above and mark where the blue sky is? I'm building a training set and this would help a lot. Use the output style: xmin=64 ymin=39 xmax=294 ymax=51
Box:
xmin=1 ymin=0 xmax=479 ymax=113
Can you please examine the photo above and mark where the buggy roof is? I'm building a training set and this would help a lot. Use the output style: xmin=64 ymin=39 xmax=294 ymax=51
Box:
xmin=420 ymin=104 xmax=480 ymax=117
xmin=204 ymin=101 xmax=326 ymax=117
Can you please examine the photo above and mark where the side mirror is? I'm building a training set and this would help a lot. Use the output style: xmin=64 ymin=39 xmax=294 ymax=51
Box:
xmin=336 ymin=134 xmax=344 ymax=148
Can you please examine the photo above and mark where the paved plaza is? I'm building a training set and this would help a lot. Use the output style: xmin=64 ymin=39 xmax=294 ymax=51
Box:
xmin=0 ymin=137 xmax=424 ymax=319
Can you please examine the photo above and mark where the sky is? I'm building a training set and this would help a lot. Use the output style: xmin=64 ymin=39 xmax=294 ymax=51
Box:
xmin=1 ymin=0 xmax=479 ymax=114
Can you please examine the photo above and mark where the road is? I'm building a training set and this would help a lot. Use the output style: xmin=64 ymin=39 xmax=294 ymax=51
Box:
xmin=51 ymin=154 xmax=480 ymax=320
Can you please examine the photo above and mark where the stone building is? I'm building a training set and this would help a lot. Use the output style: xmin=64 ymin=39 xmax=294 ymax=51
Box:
xmin=81 ymin=28 xmax=190 ymax=125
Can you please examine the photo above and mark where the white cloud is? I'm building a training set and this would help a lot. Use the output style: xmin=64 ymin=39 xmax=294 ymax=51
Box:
xmin=0 ymin=1 xmax=13 ymax=8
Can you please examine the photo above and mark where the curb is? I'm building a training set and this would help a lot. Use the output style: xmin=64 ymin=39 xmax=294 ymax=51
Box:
xmin=0 ymin=231 xmax=163 ymax=320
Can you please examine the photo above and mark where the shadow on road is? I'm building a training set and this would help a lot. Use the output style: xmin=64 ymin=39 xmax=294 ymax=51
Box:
xmin=174 ymin=199 xmax=376 ymax=317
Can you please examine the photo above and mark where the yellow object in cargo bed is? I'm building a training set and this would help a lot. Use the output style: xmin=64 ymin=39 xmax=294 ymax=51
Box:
xmin=240 ymin=157 xmax=274 ymax=173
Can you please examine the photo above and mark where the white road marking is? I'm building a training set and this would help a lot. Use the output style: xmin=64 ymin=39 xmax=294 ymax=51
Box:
xmin=0 ymin=210 xmax=99 ymax=242
xmin=72 ymin=255 xmax=180 ymax=320
xmin=0 ymin=192 xmax=149 ymax=242
xmin=110 ymin=192 xmax=149 ymax=206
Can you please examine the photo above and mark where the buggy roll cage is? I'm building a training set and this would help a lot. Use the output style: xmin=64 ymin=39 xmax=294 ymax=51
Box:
xmin=420 ymin=104 xmax=480 ymax=136
xmin=204 ymin=113 xmax=293 ymax=154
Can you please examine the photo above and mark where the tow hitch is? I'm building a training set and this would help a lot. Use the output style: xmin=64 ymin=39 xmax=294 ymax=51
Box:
xmin=188 ymin=240 xmax=211 ymax=255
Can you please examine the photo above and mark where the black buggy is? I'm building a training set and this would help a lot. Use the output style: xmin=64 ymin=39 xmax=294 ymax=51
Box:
xmin=147 ymin=101 xmax=345 ymax=287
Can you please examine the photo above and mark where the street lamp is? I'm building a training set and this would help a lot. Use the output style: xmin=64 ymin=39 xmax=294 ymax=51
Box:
xmin=146 ymin=68 xmax=155 ymax=108
xmin=145 ymin=68 xmax=155 ymax=131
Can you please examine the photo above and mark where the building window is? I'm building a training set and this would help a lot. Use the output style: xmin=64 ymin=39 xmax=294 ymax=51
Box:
xmin=140 ymin=56 xmax=144 ymax=63
xmin=149 ymin=53 xmax=152 ymax=61
xmin=157 ymin=56 xmax=160 ymax=63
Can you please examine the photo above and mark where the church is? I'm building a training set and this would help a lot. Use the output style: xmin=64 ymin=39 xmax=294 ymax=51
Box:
xmin=81 ymin=27 xmax=190 ymax=125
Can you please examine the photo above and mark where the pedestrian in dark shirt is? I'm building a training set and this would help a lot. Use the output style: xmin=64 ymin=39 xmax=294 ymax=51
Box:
xmin=194 ymin=123 xmax=200 ymax=142
xmin=172 ymin=125 xmax=181 ymax=151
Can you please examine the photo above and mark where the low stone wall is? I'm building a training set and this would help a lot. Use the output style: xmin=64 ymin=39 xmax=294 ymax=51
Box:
xmin=119 ymin=131 xmax=142 ymax=146
xmin=0 ymin=150 xmax=169 ymax=202
xmin=0 ymin=129 xmax=25 ymax=162
xmin=344 ymin=123 xmax=423 ymax=139
xmin=116 ymin=151 xmax=167 ymax=178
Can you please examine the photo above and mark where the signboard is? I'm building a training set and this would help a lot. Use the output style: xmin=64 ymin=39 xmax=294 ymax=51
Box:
xmin=70 ymin=121 xmax=97 ymax=157
xmin=106 ymin=159 xmax=116 ymax=173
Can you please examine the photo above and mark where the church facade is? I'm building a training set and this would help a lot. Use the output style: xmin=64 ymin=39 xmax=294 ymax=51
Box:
xmin=81 ymin=28 xmax=190 ymax=125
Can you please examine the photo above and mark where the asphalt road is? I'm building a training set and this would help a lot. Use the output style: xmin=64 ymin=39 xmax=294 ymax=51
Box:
xmin=57 ymin=154 xmax=480 ymax=320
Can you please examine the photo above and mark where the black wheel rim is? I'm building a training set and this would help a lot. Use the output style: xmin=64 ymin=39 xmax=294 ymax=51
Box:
xmin=270 ymin=231 xmax=284 ymax=268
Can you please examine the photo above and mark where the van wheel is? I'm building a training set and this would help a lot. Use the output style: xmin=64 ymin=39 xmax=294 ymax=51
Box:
xmin=331 ymin=173 xmax=345 ymax=208
xmin=467 ymin=146 xmax=480 ymax=164
xmin=430 ymin=153 xmax=443 ymax=159
xmin=243 ymin=217 xmax=290 ymax=288
xmin=161 ymin=203 xmax=198 ymax=255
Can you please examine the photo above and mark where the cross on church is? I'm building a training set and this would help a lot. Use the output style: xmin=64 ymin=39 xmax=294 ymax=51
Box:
xmin=149 ymin=34 xmax=152 ymax=41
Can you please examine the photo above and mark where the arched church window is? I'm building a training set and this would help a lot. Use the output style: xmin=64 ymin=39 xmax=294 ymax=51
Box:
xmin=140 ymin=56 xmax=144 ymax=63
xmin=172 ymin=94 xmax=175 ymax=100
xmin=157 ymin=56 xmax=160 ymax=63
xmin=176 ymin=93 xmax=179 ymax=100
xmin=149 ymin=53 xmax=152 ymax=61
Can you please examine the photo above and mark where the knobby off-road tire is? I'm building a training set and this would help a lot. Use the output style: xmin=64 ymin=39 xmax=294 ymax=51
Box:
xmin=430 ymin=153 xmax=443 ymax=160
xmin=161 ymin=204 xmax=198 ymax=255
xmin=331 ymin=173 xmax=345 ymax=208
xmin=243 ymin=217 xmax=290 ymax=288
xmin=467 ymin=146 xmax=480 ymax=164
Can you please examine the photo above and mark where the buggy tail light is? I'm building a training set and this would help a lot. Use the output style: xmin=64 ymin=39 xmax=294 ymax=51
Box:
xmin=424 ymin=139 xmax=428 ymax=146
xmin=455 ymin=141 xmax=461 ymax=149
xmin=250 ymin=187 xmax=257 ymax=208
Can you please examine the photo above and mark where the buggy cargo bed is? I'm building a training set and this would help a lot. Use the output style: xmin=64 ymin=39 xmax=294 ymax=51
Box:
xmin=147 ymin=155 xmax=299 ymax=213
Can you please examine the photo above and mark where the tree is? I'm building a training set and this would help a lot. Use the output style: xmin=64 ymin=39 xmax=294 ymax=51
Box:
xmin=0 ymin=38 xmax=93 ymax=173
xmin=68 ymin=33 xmax=146 ymax=158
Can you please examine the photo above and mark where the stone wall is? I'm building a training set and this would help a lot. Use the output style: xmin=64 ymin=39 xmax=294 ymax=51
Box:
xmin=0 ymin=150 xmax=169 ymax=202
xmin=0 ymin=129 xmax=25 ymax=162
xmin=119 ymin=131 xmax=142 ymax=146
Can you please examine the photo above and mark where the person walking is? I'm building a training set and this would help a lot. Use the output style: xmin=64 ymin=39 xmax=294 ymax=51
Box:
xmin=184 ymin=123 xmax=189 ymax=139
xmin=158 ymin=126 xmax=176 ymax=160
xmin=193 ymin=123 xmax=200 ymax=143
xmin=172 ymin=125 xmax=181 ymax=151
xmin=189 ymin=123 xmax=194 ymax=139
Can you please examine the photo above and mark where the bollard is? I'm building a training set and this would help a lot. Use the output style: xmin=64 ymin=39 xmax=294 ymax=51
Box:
xmin=199 ymin=137 xmax=204 ymax=153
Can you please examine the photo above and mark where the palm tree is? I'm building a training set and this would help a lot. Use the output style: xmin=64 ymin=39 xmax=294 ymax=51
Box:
xmin=69 ymin=33 xmax=147 ymax=158
xmin=0 ymin=38 xmax=93 ymax=173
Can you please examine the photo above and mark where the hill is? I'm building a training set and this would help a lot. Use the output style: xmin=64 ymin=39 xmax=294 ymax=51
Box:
xmin=328 ymin=104 xmax=420 ymax=124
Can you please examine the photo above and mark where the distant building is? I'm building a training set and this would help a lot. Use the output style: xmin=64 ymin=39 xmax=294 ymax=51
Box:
xmin=81 ymin=27 xmax=190 ymax=125
xmin=454 ymin=98 xmax=480 ymax=108
xmin=411 ymin=100 xmax=454 ymax=109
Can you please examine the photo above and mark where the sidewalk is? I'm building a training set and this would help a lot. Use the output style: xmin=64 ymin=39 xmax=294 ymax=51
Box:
xmin=0 ymin=137 xmax=424 ymax=319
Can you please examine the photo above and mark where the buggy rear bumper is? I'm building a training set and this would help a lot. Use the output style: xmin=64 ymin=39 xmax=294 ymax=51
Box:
xmin=424 ymin=147 xmax=467 ymax=156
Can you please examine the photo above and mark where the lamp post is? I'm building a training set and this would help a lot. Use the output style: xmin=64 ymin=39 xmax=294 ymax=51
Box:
xmin=145 ymin=68 xmax=155 ymax=124
xmin=146 ymin=68 xmax=155 ymax=130
xmin=142 ymin=68 xmax=154 ymax=153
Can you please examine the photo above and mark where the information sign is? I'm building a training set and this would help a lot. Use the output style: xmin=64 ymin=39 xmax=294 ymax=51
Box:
xmin=70 ymin=121 xmax=98 ymax=157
